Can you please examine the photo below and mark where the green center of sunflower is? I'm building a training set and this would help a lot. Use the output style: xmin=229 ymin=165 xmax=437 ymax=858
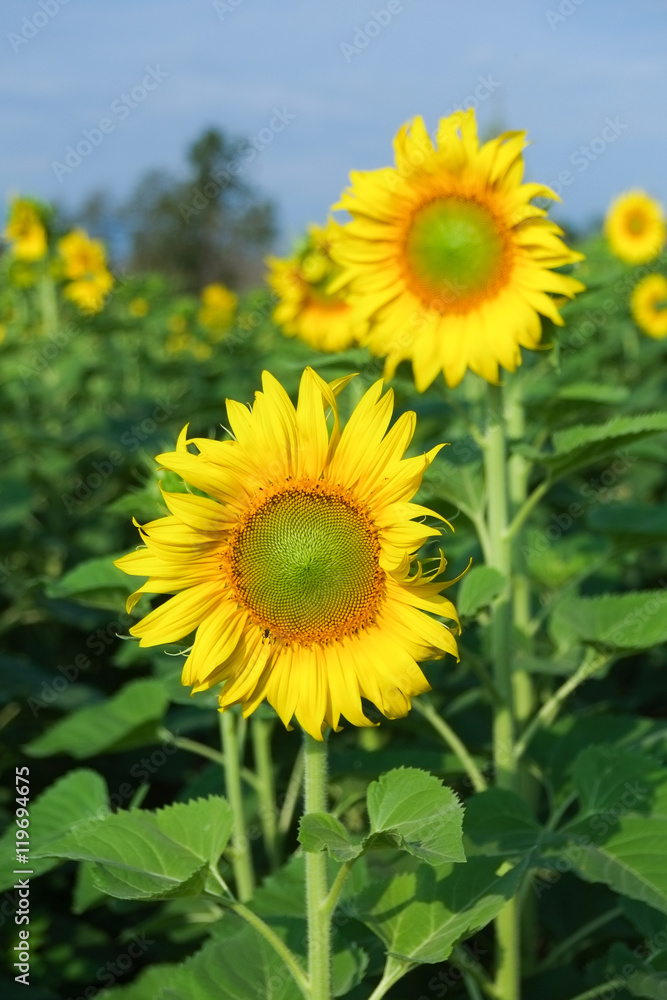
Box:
xmin=230 ymin=486 xmax=383 ymax=642
xmin=405 ymin=197 xmax=506 ymax=305
xmin=627 ymin=211 xmax=646 ymax=235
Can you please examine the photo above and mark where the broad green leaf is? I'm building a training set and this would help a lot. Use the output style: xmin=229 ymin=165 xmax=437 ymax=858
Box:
xmin=547 ymin=748 xmax=667 ymax=915
xmin=352 ymin=857 xmax=526 ymax=966
xmin=99 ymin=965 xmax=175 ymax=1000
xmin=44 ymin=554 xmax=133 ymax=609
xmin=531 ymin=713 xmax=666 ymax=796
xmin=587 ymin=503 xmax=667 ymax=539
xmin=587 ymin=943 xmax=667 ymax=1000
xmin=520 ymin=412 xmax=667 ymax=478
xmin=299 ymin=812 xmax=362 ymax=862
xmin=621 ymin=898 xmax=667 ymax=939
xmin=549 ymin=590 xmax=667 ymax=652
xmin=456 ymin=566 xmax=505 ymax=617
xmin=33 ymin=796 xmax=233 ymax=900
xmin=0 ymin=769 xmax=109 ymax=890
xmin=161 ymin=923 xmax=303 ymax=1000
xmin=572 ymin=746 xmax=662 ymax=817
xmin=366 ymin=768 xmax=465 ymax=866
xmin=24 ymin=678 xmax=170 ymax=759
xmin=464 ymin=789 xmax=543 ymax=857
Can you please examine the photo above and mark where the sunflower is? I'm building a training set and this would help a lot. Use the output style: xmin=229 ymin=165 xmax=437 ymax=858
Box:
xmin=198 ymin=283 xmax=237 ymax=340
xmin=58 ymin=229 xmax=114 ymax=313
xmin=3 ymin=198 xmax=47 ymax=261
xmin=630 ymin=273 xmax=667 ymax=339
xmin=129 ymin=297 xmax=150 ymax=318
xmin=329 ymin=110 xmax=584 ymax=389
xmin=267 ymin=224 xmax=364 ymax=352
xmin=115 ymin=368 xmax=460 ymax=739
xmin=605 ymin=191 xmax=665 ymax=265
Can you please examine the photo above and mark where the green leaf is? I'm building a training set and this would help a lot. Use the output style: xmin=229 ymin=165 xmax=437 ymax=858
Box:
xmin=0 ymin=478 xmax=37 ymax=529
xmin=587 ymin=503 xmax=667 ymax=539
xmin=587 ymin=943 xmax=667 ymax=1000
xmin=621 ymin=897 xmax=667 ymax=939
xmin=549 ymin=590 xmax=667 ymax=652
xmin=161 ymin=923 xmax=302 ymax=1000
xmin=24 ymin=678 xmax=170 ymax=759
xmin=522 ymin=412 xmax=667 ymax=478
xmin=464 ymin=789 xmax=543 ymax=858
xmin=548 ymin=747 xmax=667 ymax=915
xmin=99 ymin=965 xmax=175 ymax=1000
xmin=572 ymin=746 xmax=663 ymax=817
xmin=366 ymin=768 xmax=464 ymax=866
xmin=33 ymin=795 xmax=233 ymax=900
xmin=44 ymin=554 xmax=133 ymax=609
xmin=556 ymin=382 xmax=630 ymax=405
xmin=352 ymin=857 xmax=526 ymax=965
xmin=456 ymin=565 xmax=505 ymax=617
xmin=299 ymin=812 xmax=363 ymax=862
xmin=0 ymin=769 xmax=109 ymax=890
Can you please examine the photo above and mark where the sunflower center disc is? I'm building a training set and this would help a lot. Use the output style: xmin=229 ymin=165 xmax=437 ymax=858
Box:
xmin=231 ymin=487 xmax=381 ymax=641
xmin=627 ymin=211 xmax=646 ymax=235
xmin=405 ymin=197 xmax=505 ymax=304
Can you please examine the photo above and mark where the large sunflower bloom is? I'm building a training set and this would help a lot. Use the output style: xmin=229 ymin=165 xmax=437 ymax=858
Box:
xmin=3 ymin=198 xmax=47 ymax=261
xmin=267 ymin=224 xmax=364 ymax=352
xmin=115 ymin=369 xmax=460 ymax=739
xmin=605 ymin=191 xmax=665 ymax=265
xmin=630 ymin=273 xmax=667 ymax=339
xmin=330 ymin=110 xmax=584 ymax=389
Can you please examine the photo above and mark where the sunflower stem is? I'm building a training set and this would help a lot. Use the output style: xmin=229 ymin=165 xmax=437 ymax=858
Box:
xmin=303 ymin=730 xmax=332 ymax=1000
xmin=251 ymin=715 xmax=280 ymax=870
xmin=219 ymin=710 xmax=255 ymax=902
xmin=413 ymin=697 xmax=488 ymax=793
xmin=513 ymin=649 xmax=610 ymax=764
xmin=38 ymin=273 xmax=59 ymax=338
xmin=223 ymin=898 xmax=310 ymax=997
xmin=504 ymin=374 xmax=539 ymax=970
xmin=483 ymin=382 xmax=520 ymax=1000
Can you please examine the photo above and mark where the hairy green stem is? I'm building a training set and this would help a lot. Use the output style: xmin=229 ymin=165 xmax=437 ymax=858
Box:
xmin=303 ymin=732 xmax=331 ymax=1000
xmin=226 ymin=898 xmax=310 ymax=996
xmin=513 ymin=650 xmax=610 ymax=764
xmin=160 ymin=729 xmax=261 ymax=790
xmin=251 ymin=715 xmax=280 ymax=870
xmin=219 ymin=711 xmax=255 ymax=902
xmin=278 ymin=745 xmax=304 ymax=836
xmin=365 ymin=960 xmax=414 ymax=1000
xmin=413 ymin=697 xmax=488 ymax=792
xmin=483 ymin=383 xmax=520 ymax=1000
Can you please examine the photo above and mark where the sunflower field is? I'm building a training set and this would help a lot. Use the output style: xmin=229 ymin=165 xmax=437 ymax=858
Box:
xmin=1 ymin=110 xmax=667 ymax=1000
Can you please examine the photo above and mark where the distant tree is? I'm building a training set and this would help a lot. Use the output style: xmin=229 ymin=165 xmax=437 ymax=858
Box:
xmin=123 ymin=127 xmax=277 ymax=291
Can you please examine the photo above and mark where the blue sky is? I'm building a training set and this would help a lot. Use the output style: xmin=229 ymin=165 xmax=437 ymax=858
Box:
xmin=2 ymin=0 xmax=666 ymax=249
